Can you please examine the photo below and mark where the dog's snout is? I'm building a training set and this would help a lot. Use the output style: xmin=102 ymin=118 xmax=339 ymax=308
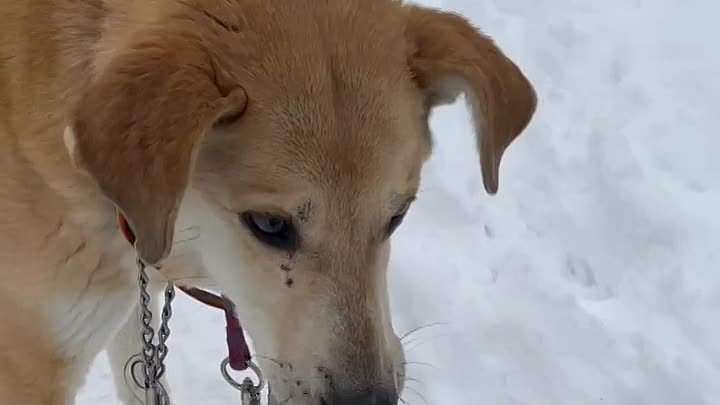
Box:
xmin=322 ymin=388 xmax=397 ymax=405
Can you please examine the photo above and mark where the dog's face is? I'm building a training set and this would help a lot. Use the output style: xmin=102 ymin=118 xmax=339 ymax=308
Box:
xmin=186 ymin=85 xmax=424 ymax=403
xmin=68 ymin=1 xmax=536 ymax=404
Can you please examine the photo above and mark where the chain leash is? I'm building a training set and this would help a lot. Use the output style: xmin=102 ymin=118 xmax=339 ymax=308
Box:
xmin=117 ymin=212 xmax=260 ymax=404
xmin=124 ymin=256 xmax=265 ymax=405
xmin=124 ymin=257 xmax=175 ymax=405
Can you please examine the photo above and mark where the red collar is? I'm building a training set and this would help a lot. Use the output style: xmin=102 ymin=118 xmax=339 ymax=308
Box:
xmin=118 ymin=213 xmax=252 ymax=371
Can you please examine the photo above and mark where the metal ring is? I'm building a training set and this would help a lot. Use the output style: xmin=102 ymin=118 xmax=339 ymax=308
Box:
xmin=123 ymin=353 xmax=147 ymax=404
xmin=220 ymin=357 xmax=266 ymax=392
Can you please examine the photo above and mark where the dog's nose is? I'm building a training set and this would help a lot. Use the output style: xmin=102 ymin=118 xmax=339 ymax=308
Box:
xmin=322 ymin=388 xmax=397 ymax=405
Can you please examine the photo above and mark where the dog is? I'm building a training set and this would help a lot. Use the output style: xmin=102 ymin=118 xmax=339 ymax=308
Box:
xmin=0 ymin=0 xmax=537 ymax=404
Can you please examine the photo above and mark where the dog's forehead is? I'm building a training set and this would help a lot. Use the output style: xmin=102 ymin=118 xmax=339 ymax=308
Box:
xmin=201 ymin=0 xmax=428 ymax=203
xmin=241 ymin=79 xmax=426 ymax=196
xmin=205 ymin=77 xmax=427 ymax=210
xmin=226 ymin=0 xmax=411 ymax=95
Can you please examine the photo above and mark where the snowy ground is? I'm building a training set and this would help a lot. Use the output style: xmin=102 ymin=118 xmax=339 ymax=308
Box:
xmin=78 ymin=0 xmax=720 ymax=404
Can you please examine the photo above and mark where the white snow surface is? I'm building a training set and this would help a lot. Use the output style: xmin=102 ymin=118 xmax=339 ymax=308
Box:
xmin=78 ymin=0 xmax=720 ymax=404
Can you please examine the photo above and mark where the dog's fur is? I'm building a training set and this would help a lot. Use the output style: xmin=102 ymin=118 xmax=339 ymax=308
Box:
xmin=0 ymin=0 xmax=537 ymax=404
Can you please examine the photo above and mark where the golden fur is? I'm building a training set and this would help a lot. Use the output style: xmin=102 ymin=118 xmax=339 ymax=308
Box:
xmin=0 ymin=0 xmax=536 ymax=403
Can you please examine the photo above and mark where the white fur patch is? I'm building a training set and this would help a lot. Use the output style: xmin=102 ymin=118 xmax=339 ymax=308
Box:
xmin=63 ymin=125 xmax=82 ymax=170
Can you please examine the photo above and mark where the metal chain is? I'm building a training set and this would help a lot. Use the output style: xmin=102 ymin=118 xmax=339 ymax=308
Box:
xmin=130 ymin=257 xmax=175 ymax=405
xmin=240 ymin=377 xmax=263 ymax=405
xmin=126 ymin=256 xmax=265 ymax=405
xmin=156 ymin=281 xmax=176 ymax=374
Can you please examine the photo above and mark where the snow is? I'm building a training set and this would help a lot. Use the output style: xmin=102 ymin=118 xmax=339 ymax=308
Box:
xmin=77 ymin=0 xmax=720 ymax=404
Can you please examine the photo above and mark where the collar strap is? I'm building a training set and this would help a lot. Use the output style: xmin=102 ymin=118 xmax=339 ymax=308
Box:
xmin=117 ymin=212 xmax=136 ymax=246
xmin=178 ymin=286 xmax=252 ymax=371
xmin=116 ymin=211 xmax=252 ymax=371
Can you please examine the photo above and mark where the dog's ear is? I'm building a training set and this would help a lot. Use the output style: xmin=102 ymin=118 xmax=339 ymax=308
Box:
xmin=69 ymin=31 xmax=247 ymax=265
xmin=404 ymin=5 xmax=537 ymax=194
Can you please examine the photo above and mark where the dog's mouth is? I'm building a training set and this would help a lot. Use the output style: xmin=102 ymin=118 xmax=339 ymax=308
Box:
xmin=173 ymin=281 xmax=406 ymax=405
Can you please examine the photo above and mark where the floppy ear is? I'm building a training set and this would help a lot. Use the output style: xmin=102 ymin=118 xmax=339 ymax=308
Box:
xmin=69 ymin=31 xmax=247 ymax=265
xmin=404 ymin=5 xmax=537 ymax=194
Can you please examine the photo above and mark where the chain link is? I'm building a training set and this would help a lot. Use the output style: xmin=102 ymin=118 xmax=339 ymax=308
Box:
xmin=156 ymin=282 xmax=176 ymax=375
xmin=129 ymin=257 xmax=175 ymax=405
xmin=240 ymin=377 xmax=263 ymax=405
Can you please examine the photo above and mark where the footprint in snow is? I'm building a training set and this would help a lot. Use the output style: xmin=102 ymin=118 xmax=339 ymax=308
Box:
xmin=564 ymin=255 xmax=614 ymax=300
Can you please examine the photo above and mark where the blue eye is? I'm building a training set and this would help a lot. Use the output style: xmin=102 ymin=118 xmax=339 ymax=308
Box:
xmin=240 ymin=212 xmax=297 ymax=250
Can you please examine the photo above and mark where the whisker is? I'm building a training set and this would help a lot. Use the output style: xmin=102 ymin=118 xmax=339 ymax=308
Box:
xmin=404 ymin=339 xmax=433 ymax=353
xmin=399 ymin=396 xmax=412 ymax=405
xmin=403 ymin=331 xmax=450 ymax=354
xmin=400 ymin=322 xmax=449 ymax=342
xmin=406 ymin=386 xmax=432 ymax=405
xmin=401 ymin=336 xmax=425 ymax=349
xmin=403 ymin=328 xmax=450 ymax=351
xmin=402 ymin=361 xmax=438 ymax=370
xmin=398 ymin=371 xmax=425 ymax=388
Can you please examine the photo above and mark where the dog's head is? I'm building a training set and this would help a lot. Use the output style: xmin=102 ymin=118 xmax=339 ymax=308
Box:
xmin=68 ymin=1 xmax=536 ymax=403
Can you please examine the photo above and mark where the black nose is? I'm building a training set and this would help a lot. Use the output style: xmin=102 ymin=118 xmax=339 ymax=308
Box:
xmin=322 ymin=389 xmax=397 ymax=405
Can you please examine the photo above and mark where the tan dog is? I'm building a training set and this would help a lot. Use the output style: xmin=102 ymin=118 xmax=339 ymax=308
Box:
xmin=0 ymin=0 xmax=536 ymax=404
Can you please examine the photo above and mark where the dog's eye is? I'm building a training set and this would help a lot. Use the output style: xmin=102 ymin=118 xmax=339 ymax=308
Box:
xmin=386 ymin=199 xmax=413 ymax=237
xmin=241 ymin=212 xmax=296 ymax=250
